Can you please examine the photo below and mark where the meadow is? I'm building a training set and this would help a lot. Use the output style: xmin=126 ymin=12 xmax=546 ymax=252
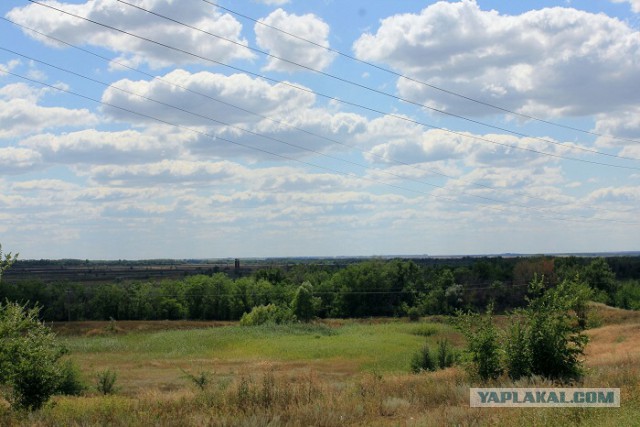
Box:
xmin=1 ymin=305 xmax=639 ymax=426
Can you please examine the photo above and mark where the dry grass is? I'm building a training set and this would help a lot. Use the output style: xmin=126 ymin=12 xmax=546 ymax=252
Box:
xmin=50 ymin=320 xmax=235 ymax=336
xmin=588 ymin=302 xmax=640 ymax=326
xmin=1 ymin=308 xmax=639 ymax=426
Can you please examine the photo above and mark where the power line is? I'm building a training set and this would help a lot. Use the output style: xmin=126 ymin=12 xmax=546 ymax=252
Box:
xmin=5 ymin=15 xmax=620 ymax=215
xmin=4 ymin=66 xmax=635 ymax=226
xmin=114 ymin=0 xmax=640 ymax=162
xmin=4 ymin=45 xmax=608 ymax=220
xmin=23 ymin=0 xmax=640 ymax=171
xmin=5 ymin=16 xmax=637 ymax=218
xmin=0 ymin=68 xmax=500 ymax=213
xmin=202 ymin=0 xmax=640 ymax=146
xmin=3 ymin=43 xmax=637 ymax=223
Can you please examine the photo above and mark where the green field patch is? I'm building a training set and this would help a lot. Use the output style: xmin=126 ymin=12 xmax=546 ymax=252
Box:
xmin=63 ymin=320 xmax=459 ymax=372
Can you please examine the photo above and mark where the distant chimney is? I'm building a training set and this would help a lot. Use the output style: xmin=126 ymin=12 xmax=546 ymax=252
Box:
xmin=234 ymin=258 xmax=240 ymax=273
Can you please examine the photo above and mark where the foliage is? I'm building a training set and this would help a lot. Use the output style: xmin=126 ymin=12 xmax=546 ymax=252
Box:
xmin=410 ymin=341 xmax=436 ymax=373
xmin=56 ymin=359 xmax=86 ymax=396
xmin=182 ymin=369 xmax=212 ymax=391
xmin=436 ymin=338 xmax=457 ymax=369
xmin=614 ymin=281 xmax=640 ymax=310
xmin=458 ymin=276 xmax=590 ymax=382
xmin=239 ymin=304 xmax=296 ymax=326
xmin=291 ymin=282 xmax=319 ymax=322
xmin=456 ymin=306 xmax=503 ymax=381
xmin=503 ymin=315 xmax=531 ymax=380
xmin=0 ymin=302 xmax=68 ymax=410
xmin=583 ymin=258 xmax=617 ymax=296
xmin=1 ymin=256 xmax=638 ymax=323
xmin=406 ymin=306 xmax=420 ymax=322
xmin=410 ymin=337 xmax=457 ymax=374
xmin=525 ymin=277 xmax=589 ymax=380
xmin=0 ymin=244 xmax=17 ymax=283
xmin=95 ymin=369 xmax=118 ymax=395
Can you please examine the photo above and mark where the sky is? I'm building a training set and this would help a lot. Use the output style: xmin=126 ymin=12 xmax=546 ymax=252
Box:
xmin=0 ymin=0 xmax=639 ymax=260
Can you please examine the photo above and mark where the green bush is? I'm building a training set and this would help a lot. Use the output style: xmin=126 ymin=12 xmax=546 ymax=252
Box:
xmin=239 ymin=304 xmax=295 ymax=326
xmin=457 ymin=307 xmax=503 ymax=381
xmin=96 ymin=369 xmax=118 ymax=395
xmin=436 ymin=338 xmax=457 ymax=369
xmin=458 ymin=276 xmax=590 ymax=383
xmin=526 ymin=277 xmax=589 ymax=380
xmin=0 ymin=302 xmax=68 ymax=410
xmin=410 ymin=341 xmax=436 ymax=373
xmin=504 ymin=316 xmax=531 ymax=380
xmin=56 ymin=359 xmax=85 ymax=396
xmin=410 ymin=323 xmax=439 ymax=337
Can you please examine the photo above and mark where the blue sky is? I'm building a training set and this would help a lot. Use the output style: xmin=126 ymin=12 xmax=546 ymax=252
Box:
xmin=1 ymin=0 xmax=639 ymax=259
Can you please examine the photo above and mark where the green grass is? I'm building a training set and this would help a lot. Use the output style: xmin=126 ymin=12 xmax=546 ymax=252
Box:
xmin=63 ymin=320 xmax=460 ymax=372
xmin=3 ymin=314 xmax=640 ymax=426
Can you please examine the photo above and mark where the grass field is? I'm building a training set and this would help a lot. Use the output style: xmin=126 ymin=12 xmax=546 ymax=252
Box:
xmin=1 ymin=305 xmax=639 ymax=426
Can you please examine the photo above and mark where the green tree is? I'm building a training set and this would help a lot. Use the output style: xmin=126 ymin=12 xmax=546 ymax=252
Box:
xmin=291 ymin=282 xmax=318 ymax=322
xmin=0 ymin=243 xmax=17 ymax=282
xmin=583 ymin=258 xmax=617 ymax=301
xmin=614 ymin=281 xmax=640 ymax=310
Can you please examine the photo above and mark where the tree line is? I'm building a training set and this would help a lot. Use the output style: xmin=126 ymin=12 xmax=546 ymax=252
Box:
xmin=0 ymin=256 xmax=638 ymax=322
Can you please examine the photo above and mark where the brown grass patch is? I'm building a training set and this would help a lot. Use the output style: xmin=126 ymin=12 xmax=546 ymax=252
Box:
xmin=589 ymin=302 xmax=640 ymax=326
xmin=50 ymin=320 xmax=235 ymax=336
xmin=585 ymin=323 xmax=640 ymax=367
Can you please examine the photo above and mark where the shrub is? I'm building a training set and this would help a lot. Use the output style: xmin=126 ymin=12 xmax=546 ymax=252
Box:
xmin=457 ymin=277 xmax=590 ymax=383
xmin=410 ymin=341 xmax=436 ymax=373
xmin=436 ymin=338 xmax=457 ymax=369
xmin=456 ymin=307 xmax=503 ymax=381
xmin=182 ymin=369 xmax=212 ymax=391
xmin=96 ymin=369 xmax=118 ymax=395
xmin=504 ymin=316 xmax=531 ymax=380
xmin=56 ymin=359 xmax=85 ymax=396
xmin=526 ymin=277 xmax=589 ymax=380
xmin=239 ymin=304 xmax=295 ymax=326
xmin=0 ymin=302 xmax=67 ymax=410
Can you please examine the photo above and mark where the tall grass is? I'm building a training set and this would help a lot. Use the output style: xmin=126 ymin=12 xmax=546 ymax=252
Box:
xmin=11 ymin=366 xmax=640 ymax=427
xmin=1 ymin=314 xmax=638 ymax=426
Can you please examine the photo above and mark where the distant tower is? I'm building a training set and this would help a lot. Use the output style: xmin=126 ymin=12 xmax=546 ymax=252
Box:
xmin=234 ymin=258 xmax=240 ymax=274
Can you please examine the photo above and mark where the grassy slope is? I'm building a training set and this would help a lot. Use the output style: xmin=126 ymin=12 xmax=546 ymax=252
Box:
xmin=2 ymin=307 xmax=639 ymax=426
xmin=61 ymin=320 xmax=458 ymax=394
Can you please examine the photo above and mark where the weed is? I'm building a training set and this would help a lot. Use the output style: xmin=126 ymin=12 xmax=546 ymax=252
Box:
xmin=181 ymin=369 xmax=212 ymax=391
xmin=95 ymin=369 xmax=118 ymax=395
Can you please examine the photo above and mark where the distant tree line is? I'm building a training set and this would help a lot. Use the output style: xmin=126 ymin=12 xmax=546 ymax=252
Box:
xmin=0 ymin=257 xmax=638 ymax=322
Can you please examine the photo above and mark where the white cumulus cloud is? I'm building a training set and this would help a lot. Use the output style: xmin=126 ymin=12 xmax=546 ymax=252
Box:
xmin=255 ymin=9 xmax=336 ymax=72
xmin=0 ymin=147 xmax=43 ymax=175
xmin=0 ymin=83 xmax=97 ymax=139
xmin=6 ymin=0 xmax=255 ymax=69
xmin=353 ymin=0 xmax=640 ymax=118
